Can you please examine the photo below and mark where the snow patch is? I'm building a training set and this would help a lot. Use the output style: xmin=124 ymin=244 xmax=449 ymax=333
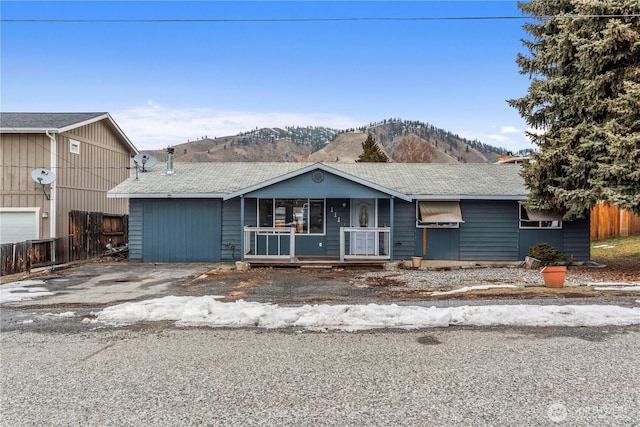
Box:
xmin=594 ymin=286 xmax=640 ymax=292
xmin=431 ymin=284 xmax=518 ymax=296
xmin=94 ymin=296 xmax=640 ymax=330
xmin=0 ymin=280 xmax=53 ymax=303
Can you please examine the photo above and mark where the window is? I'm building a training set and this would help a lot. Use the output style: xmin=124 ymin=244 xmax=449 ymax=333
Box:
xmin=69 ymin=139 xmax=80 ymax=155
xmin=258 ymin=198 xmax=325 ymax=234
xmin=416 ymin=201 xmax=464 ymax=228
xmin=519 ymin=206 xmax=562 ymax=229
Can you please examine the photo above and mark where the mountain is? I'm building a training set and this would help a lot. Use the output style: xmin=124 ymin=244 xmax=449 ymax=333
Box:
xmin=149 ymin=119 xmax=510 ymax=164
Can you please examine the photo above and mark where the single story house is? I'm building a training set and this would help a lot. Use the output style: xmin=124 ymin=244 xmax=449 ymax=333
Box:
xmin=107 ymin=161 xmax=590 ymax=264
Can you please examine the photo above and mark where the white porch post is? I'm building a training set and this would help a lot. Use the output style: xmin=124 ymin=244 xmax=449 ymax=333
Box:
xmin=289 ymin=227 xmax=295 ymax=262
xmin=339 ymin=226 xmax=345 ymax=262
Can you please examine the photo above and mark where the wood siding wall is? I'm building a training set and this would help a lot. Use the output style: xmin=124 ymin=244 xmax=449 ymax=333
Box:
xmin=590 ymin=203 xmax=640 ymax=240
xmin=1 ymin=119 xmax=133 ymax=255
xmin=1 ymin=133 xmax=53 ymax=238
xmin=56 ymin=121 xmax=131 ymax=245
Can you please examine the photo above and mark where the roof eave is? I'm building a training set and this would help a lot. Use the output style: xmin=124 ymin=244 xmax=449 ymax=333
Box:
xmin=410 ymin=194 xmax=528 ymax=201
xmin=59 ymin=113 xmax=139 ymax=155
xmin=107 ymin=192 xmax=226 ymax=199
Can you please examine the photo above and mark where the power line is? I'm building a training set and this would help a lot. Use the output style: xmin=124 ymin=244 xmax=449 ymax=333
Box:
xmin=2 ymin=15 xmax=640 ymax=23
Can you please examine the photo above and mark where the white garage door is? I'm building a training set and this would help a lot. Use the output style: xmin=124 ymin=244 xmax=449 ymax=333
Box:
xmin=0 ymin=210 xmax=39 ymax=244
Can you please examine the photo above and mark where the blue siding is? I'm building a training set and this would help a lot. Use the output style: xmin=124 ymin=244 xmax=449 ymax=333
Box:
xmin=519 ymin=230 xmax=563 ymax=260
xmin=142 ymin=199 xmax=221 ymax=262
xmin=246 ymin=171 xmax=389 ymax=199
xmin=128 ymin=199 xmax=143 ymax=261
xmin=392 ymin=200 xmax=415 ymax=260
xmin=563 ymin=217 xmax=591 ymax=261
xmin=221 ymin=198 xmax=241 ymax=261
xmin=326 ymin=198 xmax=350 ymax=256
xmin=418 ymin=228 xmax=460 ymax=260
xmin=459 ymin=201 xmax=519 ymax=261
xmin=519 ymin=221 xmax=590 ymax=261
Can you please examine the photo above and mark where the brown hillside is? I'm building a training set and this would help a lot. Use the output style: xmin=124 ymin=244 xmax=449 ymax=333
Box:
xmin=145 ymin=119 xmax=508 ymax=164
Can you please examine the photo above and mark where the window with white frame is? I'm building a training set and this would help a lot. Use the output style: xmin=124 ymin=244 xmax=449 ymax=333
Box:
xmin=258 ymin=198 xmax=325 ymax=234
xmin=519 ymin=205 xmax=562 ymax=229
xmin=416 ymin=201 xmax=464 ymax=228
xmin=69 ymin=139 xmax=80 ymax=155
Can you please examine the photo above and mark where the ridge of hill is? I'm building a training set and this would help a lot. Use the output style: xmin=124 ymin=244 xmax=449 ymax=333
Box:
xmin=150 ymin=119 xmax=513 ymax=164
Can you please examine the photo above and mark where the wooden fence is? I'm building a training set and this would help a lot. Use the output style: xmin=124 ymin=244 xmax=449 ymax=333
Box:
xmin=590 ymin=203 xmax=640 ymax=240
xmin=1 ymin=210 xmax=128 ymax=276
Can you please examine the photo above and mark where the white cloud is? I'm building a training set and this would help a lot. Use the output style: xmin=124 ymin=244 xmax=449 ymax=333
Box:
xmin=500 ymin=126 xmax=522 ymax=134
xmin=484 ymin=133 xmax=511 ymax=143
xmin=458 ymin=125 xmax=535 ymax=152
xmin=112 ymin=101 xmax=365 ymax=151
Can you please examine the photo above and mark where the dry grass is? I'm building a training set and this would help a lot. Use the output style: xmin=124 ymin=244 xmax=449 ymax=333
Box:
xmin=591 ymin=235 xmax=640 ymax=259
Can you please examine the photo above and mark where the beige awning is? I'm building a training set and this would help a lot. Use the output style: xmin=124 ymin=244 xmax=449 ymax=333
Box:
xmin=418 ymin=201 xmax=464 ymax=223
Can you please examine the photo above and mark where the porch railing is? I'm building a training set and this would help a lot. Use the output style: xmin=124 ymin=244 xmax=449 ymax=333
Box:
xmin=340 ymin=227 xmax=391 ymax=262
xmin=243 ymin=226 xmax=296 ymax=261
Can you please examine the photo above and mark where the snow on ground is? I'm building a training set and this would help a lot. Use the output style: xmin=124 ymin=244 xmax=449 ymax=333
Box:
xmin=92 ymin=296 xmax=640 ymax=331
xmin=594 ymin=285 xmax=640 ymax=291
xmin=0 ymin=280 xmax=53 ymax=303
xmin=430 ymin=284 xmax=517 ymax=296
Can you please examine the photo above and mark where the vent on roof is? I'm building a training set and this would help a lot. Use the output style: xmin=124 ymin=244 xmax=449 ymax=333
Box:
xmin=166 ymin=147 xmax=175 ymax=175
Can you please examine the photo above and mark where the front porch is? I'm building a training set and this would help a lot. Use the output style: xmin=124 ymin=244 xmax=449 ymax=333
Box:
xmin=242 ymin=226 xmax=392 ymax=264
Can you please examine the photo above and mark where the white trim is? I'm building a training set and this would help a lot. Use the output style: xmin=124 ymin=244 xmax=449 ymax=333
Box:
xmin=69 ymin=138 xmax=81 ymax=155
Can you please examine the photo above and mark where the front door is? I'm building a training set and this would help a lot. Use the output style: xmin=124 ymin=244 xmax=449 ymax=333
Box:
xmin=351 ymin=199 xmax=377 ymax=255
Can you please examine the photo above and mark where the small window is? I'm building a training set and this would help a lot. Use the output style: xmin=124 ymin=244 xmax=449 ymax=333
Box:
xmin=519 ymin=206 xmax=562 ymax=229
xmin=69 ymin=139 xmax=80 ymax=155
xmin=417 ymin=201 xmax=464 ymax=228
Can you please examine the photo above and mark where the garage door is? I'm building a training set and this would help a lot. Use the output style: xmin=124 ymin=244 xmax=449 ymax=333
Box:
xmin=142 ymin=199 xmax=221 ymax=262
xmin=0 ymin=210 xmax=39 ymax=244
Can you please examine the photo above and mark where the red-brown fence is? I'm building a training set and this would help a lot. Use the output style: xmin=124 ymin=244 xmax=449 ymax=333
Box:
xmin=1 ymin=211 xmax=128 ymax=276
xmin=590 ymin=203 xmax=640 ymax=241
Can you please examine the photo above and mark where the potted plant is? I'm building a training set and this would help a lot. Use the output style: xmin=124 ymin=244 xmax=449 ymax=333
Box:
xmin=528 ymin=243 xmax=568 ymax=287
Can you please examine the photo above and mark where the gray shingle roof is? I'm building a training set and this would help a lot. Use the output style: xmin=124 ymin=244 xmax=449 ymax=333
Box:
xmin=108 ymin=162 xmax=527 ymax=199
xmin=0 ymin=112 xmax=107 ymax=130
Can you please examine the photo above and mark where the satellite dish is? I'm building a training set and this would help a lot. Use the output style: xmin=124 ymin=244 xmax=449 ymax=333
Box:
xmin=31 ymin=168 xmax=56 ymax=185
xmin=30 ymin=168 xmax=56 ymax=200
xmin=133 ymin=152 xmax=157 ymax=172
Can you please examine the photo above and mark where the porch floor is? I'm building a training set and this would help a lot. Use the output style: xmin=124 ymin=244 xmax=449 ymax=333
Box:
xmin=243 ymin=256 xmax=388 ymax=269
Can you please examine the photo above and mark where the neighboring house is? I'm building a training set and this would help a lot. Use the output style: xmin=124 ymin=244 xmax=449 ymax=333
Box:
xmin=1 ymin=113 xmax=138 ymax=251
xmin=108 ymin=161 xmax=590 ymax=263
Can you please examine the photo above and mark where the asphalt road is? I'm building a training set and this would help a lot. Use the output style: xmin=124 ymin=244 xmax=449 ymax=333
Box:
xmin=2 ymin=262 xmax=639 ymax=426
xmin=1 ymin=326 xmax=639 ymax=426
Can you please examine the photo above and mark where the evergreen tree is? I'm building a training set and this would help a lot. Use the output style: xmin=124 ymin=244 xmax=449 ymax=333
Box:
xmin=509 ymin=0 xmax=640 ymax=218
xmin=356 ymin=134 xmax=389 ymax=163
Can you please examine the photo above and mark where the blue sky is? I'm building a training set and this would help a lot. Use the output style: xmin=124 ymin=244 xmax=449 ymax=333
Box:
xmin=1 ymin=1 xmax=535 ymax=151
